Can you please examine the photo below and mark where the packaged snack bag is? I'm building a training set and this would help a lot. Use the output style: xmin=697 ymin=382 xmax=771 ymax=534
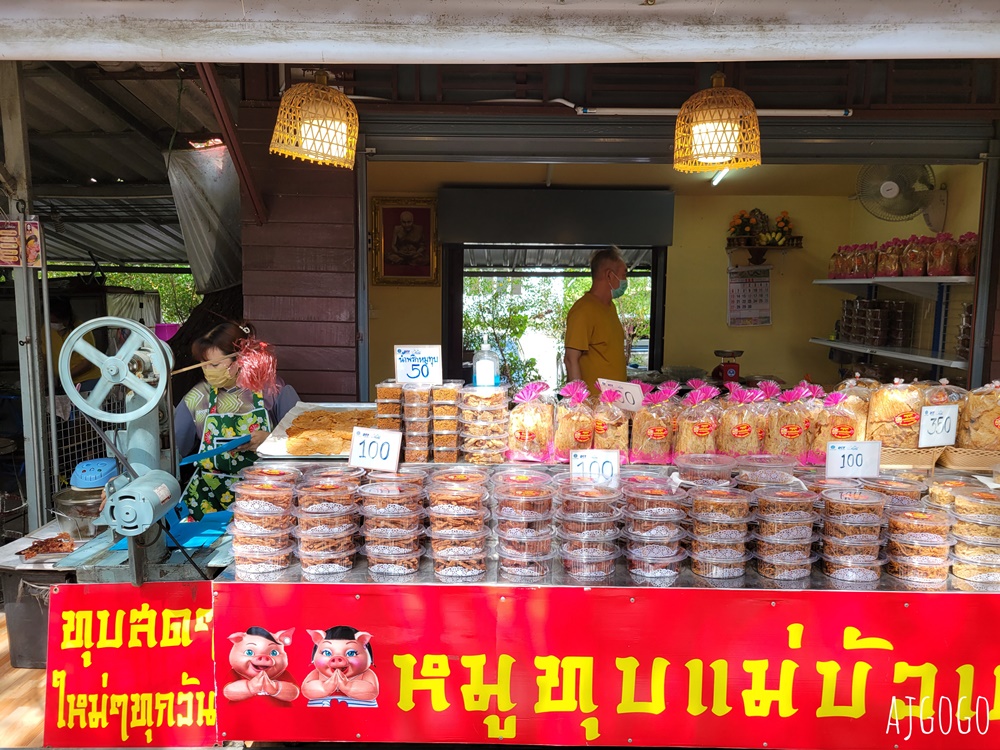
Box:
xmin=957 ymin=381 xmax=1000 ymax=450
xmin=717 ymin=387 xmax=766 ymax=458
xmin=674 ymin=385 xmax=722 ymax=457
xmin=630 ymin=390 xmax=674 ymax=465
xmin=866 ymin=378 xmax=925 ymax=448
xmin=594 ymin=387 xmax=629 ymax=464
xmin=927 ymin=233 xmax=958 ymax=276
xmin=924 ymin=378 xmax=968 ymax=407
xmin=810 ymin=391 xmax=866 ymax=464
xmin=554 ymin=381 xmax=595 ymax=462
xmin=764 ymin=386 xmax=810 ymax=461
xmin=507 ymin=381 xmax=555 ymax=462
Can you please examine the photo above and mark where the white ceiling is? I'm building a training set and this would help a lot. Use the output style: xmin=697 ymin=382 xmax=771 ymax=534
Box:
xmin=2 ymin=1 xmax=1000 ymax=64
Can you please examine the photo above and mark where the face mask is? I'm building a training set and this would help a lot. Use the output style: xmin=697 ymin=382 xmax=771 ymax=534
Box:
xmin=610 ymin=271 xmax=629 ymax=300
xmin=204 ymin=365 xmax=238 ymax=390
xmin=50 ymin=322 xmax=64 ymax=332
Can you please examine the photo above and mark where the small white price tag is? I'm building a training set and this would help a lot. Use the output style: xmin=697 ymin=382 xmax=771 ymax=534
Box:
xmin=348 ymin=427 xmax=402 ymax=472
xmin=596 ymin=378 xmax=645 ymax=412
xmin=394 ymin=345 xmax=443 ymax=385
xmin=826 ymin=441 xmax=882 ymax=478
xmin=570 ymin=449 xmax=621 ymax=486
xmin=918 ymin=404 xmax=959 ymax=448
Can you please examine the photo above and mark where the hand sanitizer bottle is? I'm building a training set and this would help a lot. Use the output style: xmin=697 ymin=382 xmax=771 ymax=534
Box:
xmin=472 ymin=334 xmax=500 ymax=387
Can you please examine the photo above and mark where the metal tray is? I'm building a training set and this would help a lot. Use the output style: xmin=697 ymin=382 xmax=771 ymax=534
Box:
xmin=257 ymin=401 xmax=376 ymax=459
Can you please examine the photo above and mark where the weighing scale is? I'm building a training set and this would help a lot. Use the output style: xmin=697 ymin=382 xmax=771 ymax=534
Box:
xmin=712 ymin=349 xmax=744 ymax=383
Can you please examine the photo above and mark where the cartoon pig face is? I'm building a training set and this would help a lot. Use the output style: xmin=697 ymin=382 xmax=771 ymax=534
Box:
xmin=228 ymin=628 xmax=294 ymax=680
xmin=309 ymin=630 xmax=372 ymax=679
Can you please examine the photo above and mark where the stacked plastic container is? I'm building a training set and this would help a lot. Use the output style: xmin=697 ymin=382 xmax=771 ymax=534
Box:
xmin=293 ymin=468 xmax=364 ymax=581
xmin=431 ymin=381 xmax=464 ymax=463
xmin=425 ymin=468 xmax=491 ymax=579
xmin=374 ymin=380 xmax=402 ymax=431
xmin=358 ymin=469 xmax=429 ymax=575
xmin=229 ymin=464 xmax=303 ymax=579
xmin=458 ymin=385 xmax=510 ymax=465
xmin=751 ymin=487 xmax=818 ymax=580
xmin=554 ymin=480 xmax=624 ymax=579
xmin=401 ymin=384 xmax=433 ymax=463
xmin=688 ymin=487 xmax=754 ymax=578
xmin=620 ymin=480 xmax=689 ymax=578
xmin=946 ymin=487 xmax=1000 ymax=584
xmin=492 ymin=469 xmax=557 ymax=578
xmin=817 ymin=488 xmax=888 ymax=583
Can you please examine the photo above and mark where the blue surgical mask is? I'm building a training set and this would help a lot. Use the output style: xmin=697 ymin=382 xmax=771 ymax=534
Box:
xmin=610 ymin=271 xmax=628 ymax=299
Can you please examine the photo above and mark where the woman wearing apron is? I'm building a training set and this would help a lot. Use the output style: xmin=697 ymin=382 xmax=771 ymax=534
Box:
xmin=174 ymin=322 xmax=299 ymax=520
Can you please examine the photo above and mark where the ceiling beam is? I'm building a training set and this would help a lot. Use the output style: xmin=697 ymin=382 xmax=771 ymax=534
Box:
xmin=33 ymin=183 xmax=173 ymax=198
xmin=44 ymin=61 xmax=169 ymax=150
xmin=196 ymin=61 xmax=267 ymax=225
xmin=29 ymin=130 xmax=220 ymax=142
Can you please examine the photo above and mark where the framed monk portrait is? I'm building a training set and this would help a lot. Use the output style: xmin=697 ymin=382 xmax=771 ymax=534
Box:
xmin=370 ymin=197 xmax=439 ymax=286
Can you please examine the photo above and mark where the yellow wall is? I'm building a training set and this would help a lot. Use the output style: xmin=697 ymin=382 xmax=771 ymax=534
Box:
xmin=365 ymin=162 xmax=985 ymax=393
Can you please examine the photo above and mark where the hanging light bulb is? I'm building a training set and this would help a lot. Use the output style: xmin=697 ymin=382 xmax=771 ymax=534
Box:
xmin=269 ymin=70 xmax=359 ymax=169
xmin=673 ymin=71 xmax=761 ymax=173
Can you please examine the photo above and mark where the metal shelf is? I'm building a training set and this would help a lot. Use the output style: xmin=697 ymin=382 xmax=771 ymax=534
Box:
xmin=813 ymin=276 xmax=975 ymax=300
xmin=809 ymin=338 xmax=968 ymax=370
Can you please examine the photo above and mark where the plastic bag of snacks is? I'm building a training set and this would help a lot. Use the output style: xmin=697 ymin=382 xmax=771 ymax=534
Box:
xmin=901 ymin=236 xmax=927 ymax=277
xmin=866 ymin=378 xmax=925 ymax=448
xmin=927 ymin=233 xmax=958 ymax=276
xmin=507 ymin=381 xmax=555 ymax=463
xmin=876 ymin=240 xmax=902 ymax=277
xmin=957 ymin=232 xmax=979 ymax=276
xmin=835 ymin=373 xmax=880 ymax=393
xmin=957 ymin=381 xmax=1000 ymax=449
xmin=630 ymin=389 xmax=674 ymax=465
xmin=797 ymin=382 xmax=827 ymax=458
xmin=594 ymin=387 xmax=629 ymax=463
xmin=717 ymin=387 xmax=766 ymax=458
xmin=554 ymin=380 xmax=595 ymax=462
xmin=674 ymin=385 xmax=722 ymax=457
xmin=810 ymin=392 xmax=866 ymax=464
xmin=924 ymin=378 xmax=968 ymax=407
xmin=764 ymin=386 xmax=810 ymax=461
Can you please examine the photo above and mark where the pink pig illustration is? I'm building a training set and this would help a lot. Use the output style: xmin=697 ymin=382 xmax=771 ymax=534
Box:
xmin=224 ymin=626 xmax=300 ymax=702
xmin=302 ymin=626 xmax=379 ymax=705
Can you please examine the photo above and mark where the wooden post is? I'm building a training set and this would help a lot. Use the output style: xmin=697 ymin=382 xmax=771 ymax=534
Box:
xmin=0 ymin=61 xmax=46 ymax=531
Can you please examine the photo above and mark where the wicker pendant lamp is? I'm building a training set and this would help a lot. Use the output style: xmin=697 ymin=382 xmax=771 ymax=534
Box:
xmin=269 ymin=71 xmax=359 ymax=169
xmin=673 ymin=71 xmax=761 ymax=173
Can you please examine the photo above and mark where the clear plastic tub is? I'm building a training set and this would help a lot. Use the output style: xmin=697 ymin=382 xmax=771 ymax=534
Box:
xmin=689 ymin=513 xmax=753 ymax=541
xmin=549 ymin=471 xmax=614 ymax=490
xmin=554 ymin=509 xmax=623 ymax=540
xmin=293 ymin=508 xmax=358 ymax=535
xmin=298 ymin=546 xmax=357 ymax=577
xmin=756 ymin=512 xmax=818 ymax=541
xmin=886 ymin=508 xmax=950 ymax=543
xmin=429 ymin=467 xmax=490 ymax=485
xmin=558 ymin=486 xmax=622 ymax=517
xmin=495 ymin=512 xmax=554 ymax=537
xmin=623 ymin=484 xmax=689 ymax=513
xmin=428 ymin=548 xmax=488 ymax=578
xmin=735 ymin=470 xmax=798 ymax=493
xmin=403 ymin=403 xmax=432 ymax=419
xmin=458 ymin=385 xmax=509 ymax=408
xmin=491 ymin=469 xmax=553 ymax=488
xmin=559 ymin=540 xmax=620 ymax=578
xmin=927 ymin=479 xmax=983 ymax=509
xmin=689 ymin=550 xmax=752 ymax=578
xmin=295 ymin=524 xmax=358 ymax=555
xmin=367 ymin=468 xmax=428 ymax=486
xmin=231 ymin=501 xmax=294 ymax=533
xmin=375 ymin=380 xmax=402 ymax=401
xmin=862 ymin=477 xmax=927 ymax=508
xmin=738 ymin=454 xmax=797 ymax=472
xmin=622 ymin=507 xmax=686 ymax=537
xmin=953 ymin=488 xmax=1000 ymax=522
xmin=951 ymin=553 xmax=1000 ymax=582
xmin=432 ymin=402 xmax=459 ymax=419
xmin=800 ymin=475 xmax=862 ymax=496
xmin=426 ymin=507 xmax=490 ymax=535
xmin=690 ymin=487 xmax=752 ymax=520
xmin=619 ymin=468 xmax=670 ymax=486
xmin=228 ymin=524 xmax=295 ymax=553
xmin=494 ymin=486 xmax=556 ymax=518
xmin=304 ymin=465 xmax=366 ymax=484
xmin=432 ymin=431 xmax=460 ymax=450
xmin=358 ymin=482 xmax=426 ymax=513
xmin=820 ymin=535 xmax=882 ymax=563
xmin=360 ymin=508 xmax=424 ymax=538
xmin=952 ymin=537 xmax=1000 ymax=563
xmin=433 ymin=447 xmax=460 ymax=463
xmin=753 ymin=534 xmax=818 ymax=561
xmin=753 ymin=488 xmax=819 ymax=518
xmin=401 ymin=383 xmax=433 ymax=404
xmin=232 ymin=480 xmax=296 ymax=512
xmin=427 ymin=528 xmax=490 ymax=557
xmin=461 ymin=447 xmax=507 ymax=465
xmin=425 ymin=485 xmax=488 ymax=514
xmin=689 ymin=535 xmax=750 ymax=559
xmin=820 ymin=554 xmax=886 ymax=581
xmin=365 ymin=545 xmax=423 ymax=575
xmin=674 ymin=453 xmax=737 ymax=484
xmin=460 ymin=433 xmax=508 ymax=452
xmin=295 ymin=480 xmax=358 ymax=512
xmin=948 ymin=512 xmax=1000 ymax=544
xmin=821 ymin=488 xmax=887 ymax=524
xmin=496 ymin=529 xmax=555 ymax=557
xmin=820 ymin=514 xmax=883 ymax=543
xmin=234 ymin=544 xmax=296 ymax=574
xmin=402 ymin=416 xmax=432 ymax=433
xmin=755 ymin=553 xmax=817 ymax=580
xmin=886 ymin=535 xmax=952 ymax=562
xmin=376 ymin=399 xmax=402 ymax=416
xmin=432 ymin=380 xmax=465 ymax=402
xmin=239 ymin=464 xmax=304 ymax=483
xmin=886 ymin=555 xmax=950 ymax=583
xmin=498 ymin=550 xmax=557 ymax=577
xmin=625 ymin=548 xmax=687 ymax=578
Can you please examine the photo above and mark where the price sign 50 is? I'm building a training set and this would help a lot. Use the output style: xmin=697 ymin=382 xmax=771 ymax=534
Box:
xmin=596 ymin=379 xmax=645 ymax=412
xmin=825 ymin=441 xmax=881 ymax=479
xmin=348 ymin=427 xmax=402 ymax=472
xmin=570 ymin=449 xmax=621 ymax=485
xmin=393 ymin=345 xmax=443 ymax=385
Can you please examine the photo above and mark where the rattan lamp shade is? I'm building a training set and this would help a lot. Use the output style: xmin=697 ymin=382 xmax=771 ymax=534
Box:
xmin=673 ymin=72 xmax=761 ymax=173
xmin=269 ymin=73 xmax=359 ymax=169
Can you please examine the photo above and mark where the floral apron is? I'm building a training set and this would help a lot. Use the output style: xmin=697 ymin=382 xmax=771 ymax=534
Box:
xmin=181 ymin=387 xmax=271 ymax=520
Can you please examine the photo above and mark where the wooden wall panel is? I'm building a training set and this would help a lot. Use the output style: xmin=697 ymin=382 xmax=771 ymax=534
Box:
xmin=238 ymin=96 xmax=359 ymax=401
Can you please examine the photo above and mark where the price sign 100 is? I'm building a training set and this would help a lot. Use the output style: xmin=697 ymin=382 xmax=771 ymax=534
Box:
xmin=348 ymin=427 xmax=402 ymax=472
xmin=825 ymin=441 xmax=881 ymax=479
xmin=838 ymin=452 xmax=865 ymax=470
xmin=570 ymin=449 xmax=621 ymax=485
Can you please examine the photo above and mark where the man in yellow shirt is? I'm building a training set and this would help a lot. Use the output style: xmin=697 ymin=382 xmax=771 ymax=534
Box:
xmin=564 ymin=248 xmax=628 ymax=394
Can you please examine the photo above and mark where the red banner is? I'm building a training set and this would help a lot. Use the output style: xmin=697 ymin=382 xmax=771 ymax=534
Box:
xmin=44 ymin=581 xmax=215 ymax=748
xmin=213 ymin=584 xmax=1000 ymax=749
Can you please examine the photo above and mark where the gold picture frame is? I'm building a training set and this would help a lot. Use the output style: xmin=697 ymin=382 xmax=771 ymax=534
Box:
xmin=370 ymin=197 xmax=439 ymax=286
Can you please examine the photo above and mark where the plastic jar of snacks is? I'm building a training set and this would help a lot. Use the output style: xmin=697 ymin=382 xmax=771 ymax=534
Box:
xmin=425 ymin=485 xmax=488 ymax=515
xmin=820 ymin=514 xmax=883 ymax=542
xmin=886 ymin=535 xmax=952 ymax=562
xmin=800 ymin=474 xmax=861 ymax=497
xmin=234 ymin=545 xmax=296 ymax=577
xmin=558 ymin=486 xmax=622 ymax=517
xmin=426 ymin=507 xmax=489 ymax=535
xmin=496 ymin=528 xmax=555 ymax=557
xmin=358 ymin=482 xmax=426 ymax=513
xmin=403 ymin=402 xmax=431 ymax=419
xmin=426 ymin=528 xmax=490 ymax=557
xmin=820 ymin=535 xmax=882 ymax=562
xmin=753 ymin=534 xmax=818 ymax=561
xmin=458 ymin=385 xmax=509 ymax=408
xmin=428 ymin=548 xmax=488 ymax=579
xmin=690 ymin=487 xmax=752 ymax=520
xmin=821 ymin=488 xmax=887 ymax=524
xmin=623 ymin=529 xmax=685 ymax=557
xmin=953 ymin=488 xmax=1000 ymax=522
xmin=619 ymin=468 xmax=670 ymax=486
xmin=689 ymin=535 xmax=749 ymax=559
xmin=432 ymin=380 xmax=464 ymax=402
xmin=298 ymin=546 xmax=357 ymax=579
xmin=491 ymin=468 xmax=552 ymax=488
xmin=756 ymin=512 xmax=818 ymax=541
xmin=494 ymin=486 xmax=555 ymax=518
xmin=232 ymin=481 xmax=295 ymax=512
xmin=360 ymin=507 xmax=424 ymax=538
xmin=229 ymin=524 xmax=295 ymax=553
xmin=735 ymin=469 xmax=798 ymax=494
xmin=364 ymin=545 xmax=423 ymax=576
xmin=886 ymin=508 xmax=950 ymax=542
xmin=625 ymin=547 xmax=687 ymax=579
xmin=689 ymin=513 xmax=753 ymax=541
xmin=367 ymin=468 xmax=428 ymax=487
xmin=231 ymin=501 xmax=295 ymax=534
xmin=304 ymin=465 xmax=366 ymax=485
xmin=952 ymin=537 xmax=1000 ymax=562
xmin=819 ymin=554 xmax=885 ymax=581
xmin=622 ymin=484 xmax=689 ymax=513
xmin=622 ymin=507 xmax=686 ymax=537
xmin=294 ymin=508 xmax=358 ymax=535
xmin=755 ymin=553 xmax=816 ymax=580
xmin=689 ymin=550 xmax=751 ymax=578
xmin=498 ymin=550 xmax=557 ymax=578
xmin=402 ymin=383 xmax=432 ymax=405
xmin=927 ymin=479 xmax=982 ymax=509
xmin=753 ymin=488 xmax=819 ymax=518
xmin=886 ymin=555 xmax=950 ymax=583
xmin=675 ymin=454 xmax=737 ymax=485
xmin=375 ymin=380 xmax=402 ymax=401
xmin=861 ymin=477 xmax=927 ymax=508
xmin=554 ymin=508 xmax=623 ymax=540
xmin=239 ymin=464 xmax=304 ymax=483
xmin=738 ymin=454 xmax=797 ymax=473
xmin=559 ymin=540 xmax=620 ymax=578
xmin=295 ymin=481 xmax=358 ymax=513
xmin=376 ymin=399 xmax=402 ymax=417
xmin=494 ymin=512 xmax=554 ymax=538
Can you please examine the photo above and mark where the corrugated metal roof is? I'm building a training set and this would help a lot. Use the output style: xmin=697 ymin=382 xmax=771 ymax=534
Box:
xmin=33 ymin=197 xmax=186 ymax=265
xmin=463 ymin=244 xmax=652 ymax=271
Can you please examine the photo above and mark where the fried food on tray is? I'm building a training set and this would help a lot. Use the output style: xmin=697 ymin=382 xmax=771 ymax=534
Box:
xmin=285 ymin=408 xmax=376 ymax=456
xmin=19 ymin=532 xmax=74 ymax=559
